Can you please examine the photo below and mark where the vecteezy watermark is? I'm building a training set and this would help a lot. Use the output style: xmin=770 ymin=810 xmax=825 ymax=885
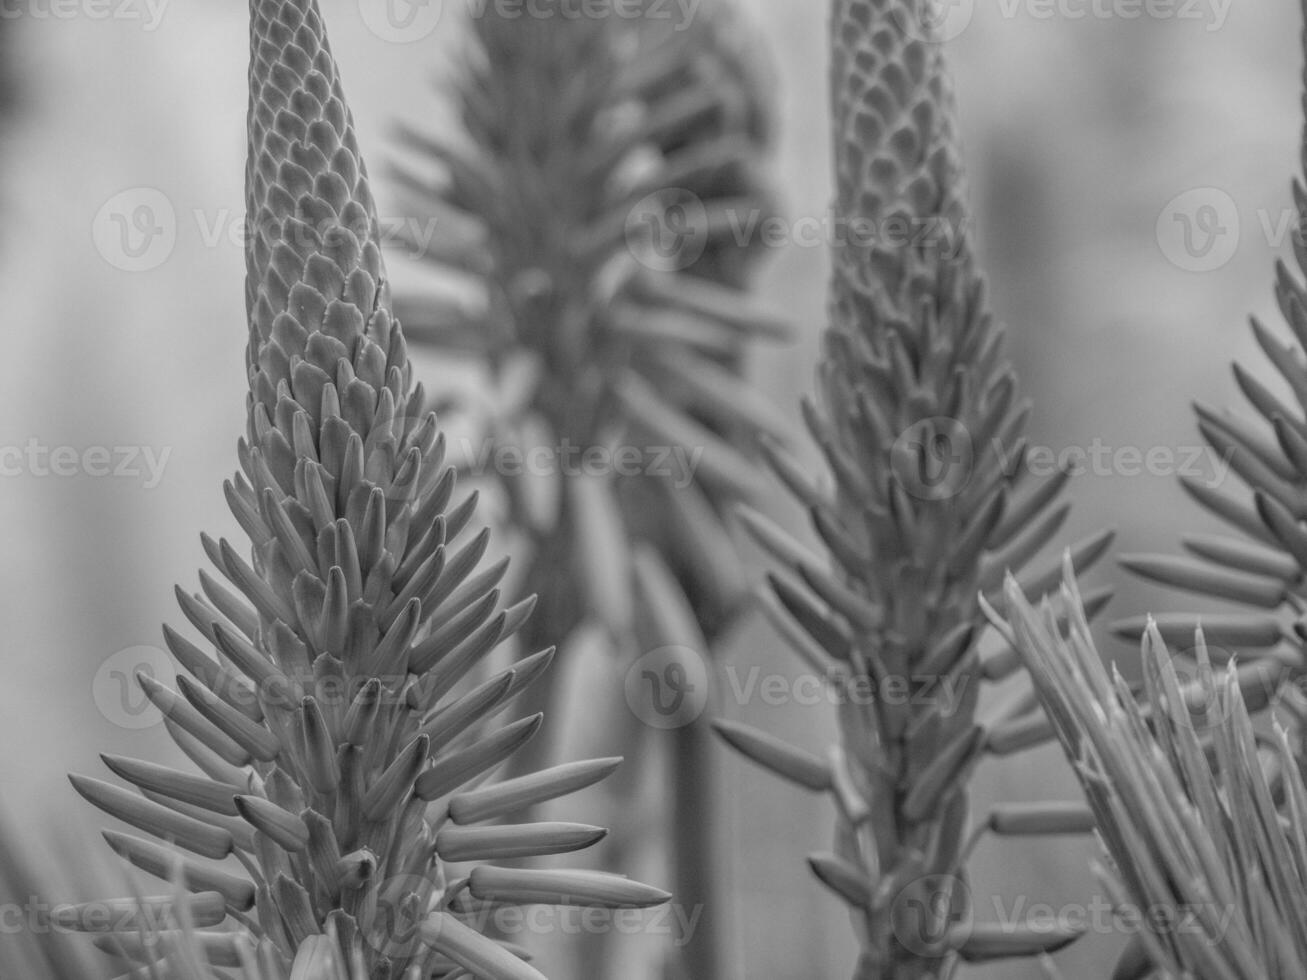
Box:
xmin=191 ymin=209 xmax=443 ymax=261
xmin=92 ymin=188 xmax=177 ymax=273
xmin=0 ymin=896 xmax=190 ymax=935
xmin=0 ymin=0 xmax=169 ymax=30
xmin=624 ymin=190 xmax=711 ymax=273
xmin=1156 ymin=187 xmax=1241 ymax=273
xmin=0 ymin=440 xmax=172 ymax=488
xmin=1164 ymin=645 xmax=1278 ymax=733
xmin=890 ymin=0 xmax=976 ymax=42
xmin=625 ymin=645 xmax=711 ymax=729
xmin=893 ymin=0 xmax=1231 ymax=43
xmin=724 ymin=210 xmax=968 ymax=258
xmin=1153 ymin=188 xmax=1307 ymax=273
xmin=623 ymin=192 xmax=969 ymax=273
xmin=92 ymin=645 xmax=178 ymax=730
xmin=469 ymin=902 xmax=703 ymax=946
xmin=996 ymin=0 xmax=1231 ymax=29
xmin=462 ymin=0 xmax=702 ymax=26
xmin=358 ymin=0 xmax=444 ymax=42
xmin=999 ymin=440 xmax=1233 ymax=486
xmin=891 ymin=417 xmax=976 ymax=502
xmin=454 ymin=437 xmax=704 ymax=489
xmin=986 ymin=893 xmax=1238 ymax=940
xmin=367 ymin=879 xmax=703 ymax=953
xmin=93 ymin=189 xmax=447 ymax=273
xmin=624 ymin=655 xmax=970 ymax=727
xmin=891 ymin=419 xmax=1234 ymax=502
xmin=358 ymin=0 xmax=702 ymax=44
xmin=891 ymin=874 xmax=972 ymax=957
xmin=721 ymin=666 xmax=971 ymax=717
xmin=888 ymin=876 xmax=1239 ymax=958
xmin=94 ymin=649 xmax=419 ymax=730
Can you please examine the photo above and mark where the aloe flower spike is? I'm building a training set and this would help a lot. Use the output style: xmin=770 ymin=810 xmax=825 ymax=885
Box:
xmin=717 ymin=3 xmax=1111 ymax=976
xmin=64 ymin=0 xmax=669 ymax=975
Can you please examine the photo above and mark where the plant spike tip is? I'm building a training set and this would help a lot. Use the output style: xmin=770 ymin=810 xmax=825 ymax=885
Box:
xmin=716 ymin=2 xmax=1108 ymax=976
xmin=64 ymin=0 xmax=666 ymax=974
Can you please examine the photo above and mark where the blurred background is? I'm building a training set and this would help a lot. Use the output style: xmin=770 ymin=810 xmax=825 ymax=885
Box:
xmin=0 ymin=1 xmax=1302 ymax=977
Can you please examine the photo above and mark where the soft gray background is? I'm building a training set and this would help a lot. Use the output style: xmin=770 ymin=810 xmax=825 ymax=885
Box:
xmin=0 ymin=1 xmax=1299 ymax=977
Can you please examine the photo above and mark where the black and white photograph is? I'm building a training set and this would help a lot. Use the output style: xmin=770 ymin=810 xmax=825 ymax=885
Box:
xmin=0 ymin=1 xmax=1302 ymax=977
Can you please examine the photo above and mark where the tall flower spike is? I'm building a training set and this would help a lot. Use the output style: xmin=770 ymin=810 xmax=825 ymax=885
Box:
xmin=717 ymin=2 xmax=1112 ymax=977
xmin=391 ymin=2 xmax=780 ymax=974
xmin=1112 ymin=1 xmax=1307 ymax=714
xmin=391 ymin=0 xmax=782 ymax=663
xmin=246 ymin=0 xmax=399 ymax=417
xmin=65 ymin=0 xmax=668 ymax=976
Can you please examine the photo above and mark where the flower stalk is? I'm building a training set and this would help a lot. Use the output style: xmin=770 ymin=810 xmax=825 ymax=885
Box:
xmin=717 ymin=2 xmax=1111 ymax=976
xmin=390 ymin=3 xmax=780 ymax=975
xmin=62 ymin=0 xmax=668 ymax=975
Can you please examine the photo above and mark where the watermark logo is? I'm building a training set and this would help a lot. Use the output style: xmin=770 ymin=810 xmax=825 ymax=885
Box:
xmin=359 ymin=0 xmax=442 ymax=42
xmin=1157 ymin=187 xmax=1240 ymax=273
xmin=892 ymin=0 xmax=975 ymax=42
xmin=455 ymin=437 xmax=703 ymax=490
xmin=93 ymin=190 xmax=447 ymax=273
xmin=625 ymin=645 xmax=710 ymax=729
xmin=92 ymin=645 xmax=177 ymax=730
xmin=0 ymin=0 xmax=170 ymax=30
xmin=459 ymin=0 xmax=703 ymax=29
xmin=379 ymin=889 xmax=703 ymax=946
xmin=364 ymin=873 xmax=433 ymax=954
xmin=722 ymin=666 xmax=970 ymax=716
xmin=358 ymin=0 xmax=710 ymax=44
xmin=1006 ymin=439 xmax=1233 ymax=487
xmin=0 ymin=440 xmax=172 ymax=487
xmin=728 ymin=209 xmax=967 ymax=257
xmin=892 ymin=416 xmax=975 ymax=501
xmin=988 ymin=893 xmax=1237 ymax=940
xmin=891 ymin=874 xmax=970 ymax=958
xmin=625 ymin=190 xmax=710 ymax=273
xmin=889 ymin=419 xmax=1235 ymax=496
xmin=625 ymin=193 xmax=969 ymax=268
xmin=1004 ymin=0 xmax=1232 ymax=30
xmin=1165 ymin=646 xmax=1237 ymax=732
xmin=93 ymin=187 xmax=176 ymax=273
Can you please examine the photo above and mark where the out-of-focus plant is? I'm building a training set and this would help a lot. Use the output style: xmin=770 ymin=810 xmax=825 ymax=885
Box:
xmin=391 ymin=0 xmax=778 ymax=665
xmin=0 ymin=816 xmax=113 ymax=979
xmin=47 ymin=0 xmax=669 ymax=977
xmin=1113 ymin=4 xmax=1307 ymax=698
xmin=990 ymin=563 xmax=1297 ymax=980
xmin=713 ymin=1 xmax=1114 ymax=977
xmin=390 ymin=1 xmax=781 ymax=974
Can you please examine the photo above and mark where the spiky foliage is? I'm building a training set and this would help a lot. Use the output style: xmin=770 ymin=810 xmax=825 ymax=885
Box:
xmin=714 ymin=2 xmax=1112 ymax=977
xmin=991 ymin=564 xmax=1302 ymax=980
xmin=392 ymin=0 xmax=780 ymax=668
xmin=390 ymin=2 xmax=779 ymax=974
xmin=0 ymin=818 xmax=114 ymax=979
xmin=1113 ymin=3 xmax=1307 ymax=682
xmin=61 ymin=0 xmax=668 ymax=976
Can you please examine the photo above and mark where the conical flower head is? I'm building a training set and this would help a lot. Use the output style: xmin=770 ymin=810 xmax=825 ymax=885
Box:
xmin=815 ymin=0 xmax=1034 ymax=736
xmin=719 ymin=4 xmax=1108 ymax=978
xmin=829 ymin=0 xmax=970 ymax=322
xmin=817 ymin=0 xmax=1016 ymax=632
xmin=245 ymin=0 xmax=407 ymax=425
xmin=66 ymin=1 xmax=668 ymax=976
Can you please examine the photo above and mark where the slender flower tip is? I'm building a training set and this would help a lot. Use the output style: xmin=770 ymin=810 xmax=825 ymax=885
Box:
xmin=245 ymin=0 xmax=408 ymax=423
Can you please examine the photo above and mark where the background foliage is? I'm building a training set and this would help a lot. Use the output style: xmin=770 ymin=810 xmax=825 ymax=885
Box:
xmin=1 ymin=2 xmax=1305 ymax=977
